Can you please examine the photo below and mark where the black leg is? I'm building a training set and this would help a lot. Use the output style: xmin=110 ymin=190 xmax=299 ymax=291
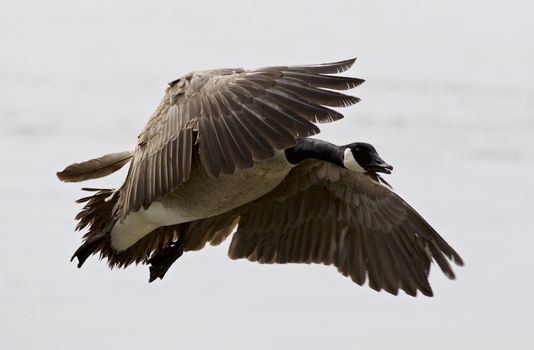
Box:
xmin=147 ymin=234 xmax=185 ymax=283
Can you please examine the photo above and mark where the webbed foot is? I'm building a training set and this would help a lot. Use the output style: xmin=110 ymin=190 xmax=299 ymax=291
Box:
xmin=71 ymin=231 xmax=109 ymax=268
xmin=147 ymin=243 xmax=184 ymax=282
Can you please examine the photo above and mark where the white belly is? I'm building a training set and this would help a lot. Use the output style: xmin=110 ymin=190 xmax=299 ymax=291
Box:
xmin=111 ymin=152 xmax=293 ymax=250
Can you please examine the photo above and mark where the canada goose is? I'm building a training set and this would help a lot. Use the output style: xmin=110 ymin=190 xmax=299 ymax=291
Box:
xmin=57 ymin=58 xmax=463 ymax=297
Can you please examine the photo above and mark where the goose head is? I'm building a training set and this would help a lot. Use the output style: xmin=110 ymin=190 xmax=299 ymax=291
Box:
xmin=343 ymin=142 xmax=393 ymax=174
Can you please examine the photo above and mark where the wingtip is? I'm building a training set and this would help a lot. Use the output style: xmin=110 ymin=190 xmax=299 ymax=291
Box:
xmin=448 ymin=249 xmax=465 ymax=267
xmin=453 ymin=255 xmax=465 ymax=267
xmin=339 ymin=57 xmax=357 ymax=67
xmin=333 ymin=57 xmax=357 ymax=64
xmin=444 ymin=271 xmax=456 ymax=280
xmin=422 ymin=290 xmax=434 ymax=297
xmin=329 ymin=57 xmax=358 ymax=73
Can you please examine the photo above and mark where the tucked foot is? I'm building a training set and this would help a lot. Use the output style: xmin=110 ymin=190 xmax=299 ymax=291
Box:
xmin=148 ymin=243 xmax=184 ymax=282
xmin=71 ymin=231 xmax=109 ymax=268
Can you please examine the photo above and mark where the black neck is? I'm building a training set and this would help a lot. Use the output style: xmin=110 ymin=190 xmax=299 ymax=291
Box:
xmin=284 ymin=138 xmax=344 ymax=167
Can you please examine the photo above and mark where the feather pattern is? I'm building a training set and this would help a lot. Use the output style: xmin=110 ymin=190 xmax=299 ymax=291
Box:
xmin=57 ymin=151 xmax=133 ymax=182
xmin=227 ymin=160 xmax=464 ymax=297
xmin=64 ymin=59 xmax=463 ymax=296
xmin=72 ymin=186 xmax=240 ymax=268
xmin=118 ymin=58 xmax=362 ymax=217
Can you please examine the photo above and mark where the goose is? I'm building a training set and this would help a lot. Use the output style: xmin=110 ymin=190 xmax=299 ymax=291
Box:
xmin=57 ymin=58 xmax=463 ymax=297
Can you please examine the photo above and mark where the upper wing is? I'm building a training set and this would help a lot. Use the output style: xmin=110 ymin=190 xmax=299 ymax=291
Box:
xmin=228 ymin=160 xmax=464 ymax=297
xmin=119 ymin=58 xmax=363 ymax=217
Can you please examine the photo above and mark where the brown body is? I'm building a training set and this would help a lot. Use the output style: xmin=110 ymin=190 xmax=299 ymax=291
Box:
xmin=111 ymin=151 xmax=293 ymax=250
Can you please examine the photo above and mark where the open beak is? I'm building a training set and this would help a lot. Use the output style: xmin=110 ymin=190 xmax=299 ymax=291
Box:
xmin=367 ymin=158 xmax=393 ymax=174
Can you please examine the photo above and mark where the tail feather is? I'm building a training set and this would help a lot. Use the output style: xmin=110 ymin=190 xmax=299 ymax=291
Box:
xmin=72 ymin=188 xmax=118 ymax=267
xmin=57 ymin=150 xmax=133 ymax=183
xmin=72 ymin=188 xmax=177 ymax=269
xmin=71 ymin=188 xmax=239 ymax=277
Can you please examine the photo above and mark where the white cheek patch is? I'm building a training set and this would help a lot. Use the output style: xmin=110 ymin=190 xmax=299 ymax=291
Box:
xmin=343 ymin=148 xmax=365 ymax=173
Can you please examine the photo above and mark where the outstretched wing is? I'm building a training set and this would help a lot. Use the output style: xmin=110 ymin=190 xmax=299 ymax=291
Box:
xmin=119 ymin=58 xmax=363 ymax=217
xmin=228 ymin=160 xmax=464 ymax=297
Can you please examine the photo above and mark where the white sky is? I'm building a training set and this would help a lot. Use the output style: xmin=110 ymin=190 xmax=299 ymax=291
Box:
xmin=1 ymin=0 xmax=533 ymax=349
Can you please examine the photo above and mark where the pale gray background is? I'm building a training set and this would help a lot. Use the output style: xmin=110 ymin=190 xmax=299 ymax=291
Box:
xmin=1 ymin=0 xmax=533 ymax=349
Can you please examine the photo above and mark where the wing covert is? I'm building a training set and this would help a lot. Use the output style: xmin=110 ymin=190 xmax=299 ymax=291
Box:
xmin=120 ymin=59 xmax=363 ymax=217
xmin=228 ymin=161 xmax=464 ymax=296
